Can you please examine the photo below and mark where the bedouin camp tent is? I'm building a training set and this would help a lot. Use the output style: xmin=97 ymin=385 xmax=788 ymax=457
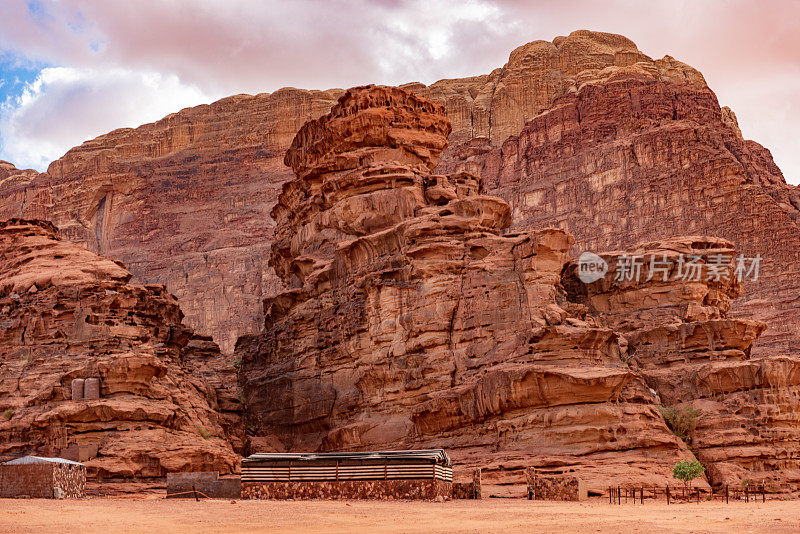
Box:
xmin=242 ymin=449 xmax=453 ymax=482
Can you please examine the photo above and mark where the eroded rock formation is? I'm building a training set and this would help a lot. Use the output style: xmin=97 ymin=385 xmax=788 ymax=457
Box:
xmin=3 ymin=31 xmax=797 ymax=361
xmin=237 ymin=85 xmax=694 ymax=491
xmin=564 ymin=237 xmax=800 ymax=488
xmin=445 ymin=35 xmax=800 ymax=360
xmin=0 ymin=219 xmax=240 ymax=477
xmin=0 ymin=89 xmax=343 ymax=353
xmin=1 ymin=29 xmax=798 ymax=490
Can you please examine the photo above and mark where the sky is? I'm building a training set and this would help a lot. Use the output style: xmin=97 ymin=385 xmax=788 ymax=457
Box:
xmin=0 ymin=0 xmax=798 ymax=184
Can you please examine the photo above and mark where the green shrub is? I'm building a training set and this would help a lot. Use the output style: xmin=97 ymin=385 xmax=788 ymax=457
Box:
xmin=1 ymin=408 xmax=12 ymax=421
xmin=660 ymin=405 xmax=701 ymax=441
xmin=673 ymin=459 xmax=705 ymax=488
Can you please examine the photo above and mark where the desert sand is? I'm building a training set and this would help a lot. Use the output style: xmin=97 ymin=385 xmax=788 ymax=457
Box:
xmin=0 ymin=497 xmax=798 ymax=533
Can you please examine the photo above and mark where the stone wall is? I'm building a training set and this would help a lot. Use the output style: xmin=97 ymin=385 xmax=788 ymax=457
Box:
xmin=53 ymin=463 xmax=86 ymax=498
xmin=452 ymin=469 xmax=482 ymax=499
xmin=242 ymin=479 xmax=452 ymax=500
xmin=525 ymin=468 xmax=587 ymax=501
xmin=166 ymin=472 xmax=241 ymax=499
xmin=0 ymin=463 xmax=85 ymax=498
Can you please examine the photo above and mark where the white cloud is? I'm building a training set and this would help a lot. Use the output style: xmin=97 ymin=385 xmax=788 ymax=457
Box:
xmin=0 ymin=66 xmax=210 ymax=170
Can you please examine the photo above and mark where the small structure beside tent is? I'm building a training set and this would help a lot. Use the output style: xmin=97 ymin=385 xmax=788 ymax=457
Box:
xmin=241 ymin=450 xmax=453 ymax=500
xmin=0 ymin=456 xmax=86 ymax=498
xmin=166 ymin=471 xmax=242 ymax=499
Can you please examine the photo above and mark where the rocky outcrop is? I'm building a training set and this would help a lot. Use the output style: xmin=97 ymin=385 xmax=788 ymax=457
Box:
xmin=0 ymin=88 xmax=343 ymax=354
xmin=563 ymin=237 xmax=800 ymax=489
xmin=4 ymin=31 xmax=797 ymax=361
xmin=0 ymin=219 xmax=239 ymax=477
xmin=443 ymin=36 xmax=800 ymax=361
xmin=0 ymin=162 xmax=39 ymax=220
xmin=237 ymin=85 xmax=694 ymax=492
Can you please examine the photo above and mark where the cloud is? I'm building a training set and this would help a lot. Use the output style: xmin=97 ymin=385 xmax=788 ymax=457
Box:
xmin=0 ymin=0 xmax=797 ymax=183
xmin=0 ymin=66 xmax=209 ymax=170
xmin=0 ymin=0 xmax=516 ymax=94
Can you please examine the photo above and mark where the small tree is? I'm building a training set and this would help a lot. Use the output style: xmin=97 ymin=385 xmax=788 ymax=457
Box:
xmin=660 ymin=406 xmax=701 ymax=442
xmin=672 ymin=459 xmax=705 ymax=489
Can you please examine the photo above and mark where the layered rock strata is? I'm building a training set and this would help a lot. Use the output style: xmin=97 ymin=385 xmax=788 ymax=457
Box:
xmin=450 ymin=39 xmax=800 ymax=360
xmin=563 ymin=237 xmax=800 ymax=489
xmin=0 ymin=89 xmax=343 ymax=354
xmin=3 ymin=31 xmax=797 ymax=361
xmin=237 ymin=85 xmax=693 ymax=492
xmin=0 ymin=219 xmax=239 ymax=477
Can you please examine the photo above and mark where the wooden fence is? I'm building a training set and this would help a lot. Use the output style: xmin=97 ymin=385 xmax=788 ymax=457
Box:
xmin=608 ymin=484 xmax=767 ymax=504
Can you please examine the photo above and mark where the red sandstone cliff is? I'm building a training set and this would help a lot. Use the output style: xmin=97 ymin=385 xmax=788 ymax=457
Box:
xmin=564 ymin=237 xmax=800 ymax=488
xmin=0 ymin=89 xmax=342 ymax=353
xmin=2 ymin=30 xmax=797 ymax=360
xmin=0 ymin=29 xmax=797 ymax=491
xmin=236 ymin=85 xmax=696 ymax=492
xmin=0 ymin=219 xmax=240 ymax=477
xmin=442 ymin=47 xmax=800 ymax=360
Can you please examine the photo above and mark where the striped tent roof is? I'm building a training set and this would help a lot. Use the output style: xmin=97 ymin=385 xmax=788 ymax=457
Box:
xmin=243 ymin=449 xmax=451 ymax=466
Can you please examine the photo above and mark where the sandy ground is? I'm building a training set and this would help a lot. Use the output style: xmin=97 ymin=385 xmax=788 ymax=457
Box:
xmin=0 ymin=497 xmax=798 ymax=533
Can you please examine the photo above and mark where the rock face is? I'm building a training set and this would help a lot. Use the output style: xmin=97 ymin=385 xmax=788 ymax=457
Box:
xmin=0 ymin=219 xmax=240 ymax=477
xmin=0 ymin=89 xmax=343 ymax=354
xmin=563 ymin=237 xmax=800 ymax=489
xmin=4 ymin=30 xmax=797 ymax=361
xmin=237 ymin=85 xmax=694 ymax=492
xmin=440 ymin=34 xmax=800 ymax=361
